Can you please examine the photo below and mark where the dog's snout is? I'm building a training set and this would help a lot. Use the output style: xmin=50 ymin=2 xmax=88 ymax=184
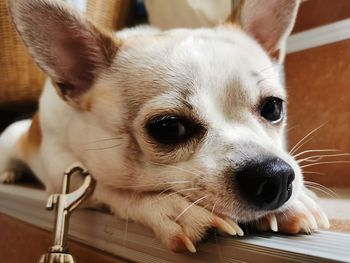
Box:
xmin=236 ymin=157 xmax=295 ymax=210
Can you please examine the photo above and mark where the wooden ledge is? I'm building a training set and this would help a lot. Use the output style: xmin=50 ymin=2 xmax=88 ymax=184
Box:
xmin=0 ymin=184 xmax=350 ymax=263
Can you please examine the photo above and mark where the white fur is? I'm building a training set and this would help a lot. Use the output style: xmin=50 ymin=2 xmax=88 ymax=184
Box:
xmin=1 ymin=0 xmax=329 ymax=252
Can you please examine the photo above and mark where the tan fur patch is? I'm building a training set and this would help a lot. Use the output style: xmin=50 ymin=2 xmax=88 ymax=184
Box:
xmin=225 ymin=0 xmax=245 ymax=25
xmin=17 ymin=114 xmax=42 ymax=161
xmin=80 ymin=91 xmax=94 ymax=111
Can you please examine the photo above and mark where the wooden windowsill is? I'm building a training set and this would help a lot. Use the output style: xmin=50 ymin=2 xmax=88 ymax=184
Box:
xmin=0 ymin=184 xmax=350 ymax=263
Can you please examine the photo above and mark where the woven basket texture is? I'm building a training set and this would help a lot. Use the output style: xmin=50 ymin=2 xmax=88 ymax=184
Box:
xmin=0 ymin=0 xmax=45 ymax=106
xmin=0 ymin=0 xmax=132 ymax=106
xmin=87 ymin=0 xmax=132 ymax=30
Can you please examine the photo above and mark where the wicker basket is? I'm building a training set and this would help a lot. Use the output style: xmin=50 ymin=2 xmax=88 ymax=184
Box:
xmin=87 ymin=0 xmax=132 ymax=30
xmin=0 ymin=0 xmax=131 ymax=107
xmin=0 ymin=0 xmax=45 ymax=107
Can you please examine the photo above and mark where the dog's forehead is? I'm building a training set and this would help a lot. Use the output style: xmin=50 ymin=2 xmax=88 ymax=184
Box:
xmin=115 ymin=27 xmax=284 ymax=118
xmin=171 ymin=29 xmax=282 ymax=99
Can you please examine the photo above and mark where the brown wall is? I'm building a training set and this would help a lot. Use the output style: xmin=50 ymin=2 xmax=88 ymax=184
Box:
xmin=0 ymin=213 xmax=128 ymax=263
xmin=285 ymin=0 xmax=350 ymax=187
xmin=293 ymin=0 xmax=350 ymax=33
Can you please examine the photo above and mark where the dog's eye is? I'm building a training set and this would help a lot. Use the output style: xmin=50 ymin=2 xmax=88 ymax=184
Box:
xmin=147 ymin=116 xmax=199 ymax=144
xmin=260 ymin=97 xmax=284 ymax=123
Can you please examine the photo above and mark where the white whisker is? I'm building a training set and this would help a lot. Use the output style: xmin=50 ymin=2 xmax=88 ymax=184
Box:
xmin=293 ymin=149 xmax=338 ymax=159
xmin=175 ymin=195 xmax=208 ymax=221
xmin=211 ymin=196 xmax=219 ymax=215
xmin=84 ymin=143 xmax=121 ymax=151
xmin=304 ymin=184 xmax=337 ymax=198
xmin=151 ymin=188 xmax=201 ymax=204
xmin=287 ymin=124 xmax=300 ymax=132
xmin=298 ymin=153 xmax=350 ymax=163
xmin=290 ymin=137 xmax=314 ymax=156
xmin=118 ymin=180 xmax=191 ymax=190
xmin=122 ymin=191 xmax=136 ymax=256
xmin=304 ymin=180 xmax=338 ymax=197
xmin=289 ymin=123 xmax=327 ymax=155
xmin=302 ymin=171 xmax=325 ymax=176
xmin=85 ymin=137 xmax=122 ymax=145
xmin=157 ymin=184 xmax=180 ymax=196
xmin=300 ymin=160 xmax=350 ymax=169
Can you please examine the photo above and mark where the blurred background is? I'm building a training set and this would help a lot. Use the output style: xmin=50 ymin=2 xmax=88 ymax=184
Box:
xmin=0 ymin=0 xmax=349 ymax=189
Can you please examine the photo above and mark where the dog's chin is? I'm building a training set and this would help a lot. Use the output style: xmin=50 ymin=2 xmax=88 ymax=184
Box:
xmin=225 ymin=206 xmax=271 ymax=223
xmin=207 ymin=194 xmax=295 ymax=223
xmin=232 ymin=192 xmax=301 ymax=223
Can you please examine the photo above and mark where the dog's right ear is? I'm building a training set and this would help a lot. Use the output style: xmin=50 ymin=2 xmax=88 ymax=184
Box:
xmin=8 ymin=0 xmax=120 ymax=104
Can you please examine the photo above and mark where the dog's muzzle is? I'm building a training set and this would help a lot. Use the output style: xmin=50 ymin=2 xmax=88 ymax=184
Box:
xmin=236 ymin=157 xmax=295 ymax=210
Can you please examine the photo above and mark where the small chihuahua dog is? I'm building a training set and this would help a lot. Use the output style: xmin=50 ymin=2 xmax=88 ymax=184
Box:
xmin=0 ymin=0 xmax=329 ymax=252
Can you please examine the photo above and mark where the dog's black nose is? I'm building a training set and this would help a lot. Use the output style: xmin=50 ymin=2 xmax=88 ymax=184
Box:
xmin=236 ymin=157 xmax=295 ymax=210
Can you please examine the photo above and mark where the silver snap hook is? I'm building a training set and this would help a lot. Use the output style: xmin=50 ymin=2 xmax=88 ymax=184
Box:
xmin=38 ymin=162 xmax=95 ymax=263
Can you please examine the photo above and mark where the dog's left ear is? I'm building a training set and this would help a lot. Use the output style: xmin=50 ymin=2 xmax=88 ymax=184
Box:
xmin=8 ymin=0 xmax=120 ymax=105
xmin=228 ymin=0 xmax=300 ymax=61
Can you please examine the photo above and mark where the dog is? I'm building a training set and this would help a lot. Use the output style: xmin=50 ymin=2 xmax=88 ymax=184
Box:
xmin=0 ymin=0 xmax=329 ymax=253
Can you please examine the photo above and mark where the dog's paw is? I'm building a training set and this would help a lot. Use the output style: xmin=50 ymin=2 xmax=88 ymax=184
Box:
xmin=140 ymin=194 xmax=244 ymax=253
xmin=0 ymin=170 xmax=22 ymax=184
xmin=255 ymin=192 xmax=330 ymax=234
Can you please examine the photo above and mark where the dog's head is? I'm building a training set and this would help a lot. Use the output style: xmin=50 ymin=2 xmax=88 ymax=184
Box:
xmin=10 ymin=0 xmax=301 ymax=221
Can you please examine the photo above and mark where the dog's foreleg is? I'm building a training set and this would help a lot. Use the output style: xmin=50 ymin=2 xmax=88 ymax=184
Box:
xmin=94 ymin=184 xmax=244 ymax=253
xmin=0 ymin=120 xmax=31 ymax=184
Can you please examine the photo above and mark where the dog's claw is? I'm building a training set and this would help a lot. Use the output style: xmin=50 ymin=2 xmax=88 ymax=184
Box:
xmin=212 ymin=216 xmax=237 ymax=236
xmin=300 ymin=193 xmax=330 ymax=229
xmin=224 ymin=217 xmax=244 ymax=236
xmin=318 ymin=209 xmax=330 ymax=229
xmin=268 ymin=214 xmax=278 ymax=232
xmin=176 ymin=233 xmax=196 ymax=253
xmin=305 ymin=211 xmax=318 ymax=231
xmin=299 ymin=219 xmax=312 ymax=234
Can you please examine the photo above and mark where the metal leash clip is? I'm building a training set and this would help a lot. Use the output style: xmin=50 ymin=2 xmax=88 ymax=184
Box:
xmin=38 ymin=162 xmax=95 ymax=263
